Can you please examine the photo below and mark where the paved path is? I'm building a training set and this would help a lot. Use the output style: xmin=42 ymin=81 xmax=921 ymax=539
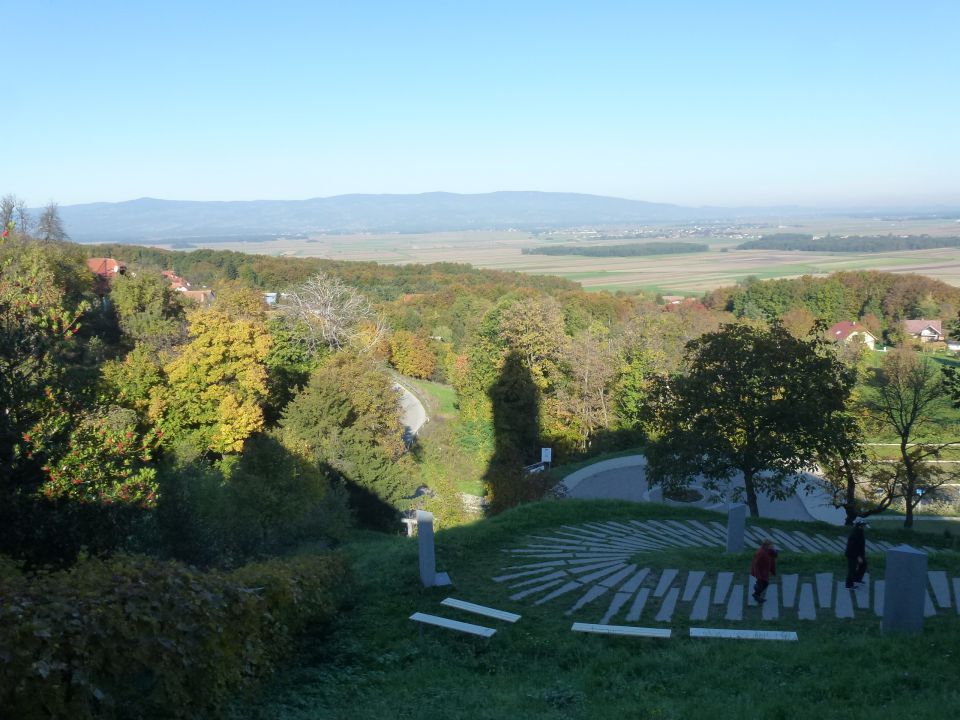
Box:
xmin=493 ymin=519 xmax=950 ymax=627
xmin=394 ymin=382 xmax=427 ymax=442
xmin=562 ymin=455 xmax=845 ymax=524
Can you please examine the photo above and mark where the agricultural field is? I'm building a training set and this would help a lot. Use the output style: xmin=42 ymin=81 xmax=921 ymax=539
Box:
xmin=148 ymin=217 xmax=960 ymax=295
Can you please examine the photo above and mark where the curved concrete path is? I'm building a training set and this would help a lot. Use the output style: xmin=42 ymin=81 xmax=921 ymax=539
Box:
xmin=394 ymin=382 xmax=427 ymax=443
xmin=561 ymin=455 xmax=845 ymax=525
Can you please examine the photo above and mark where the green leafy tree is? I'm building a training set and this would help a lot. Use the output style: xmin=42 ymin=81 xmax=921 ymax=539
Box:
xmin=389 ymin=330 xmax=436 ymax=378
xmin=646 ymin=322 xmax=857 ymax=517
xmin=110 ymin=270 xmax=185 ymax=348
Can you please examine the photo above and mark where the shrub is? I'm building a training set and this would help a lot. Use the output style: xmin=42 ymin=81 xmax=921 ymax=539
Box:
xmin=0 ymin=552 xmax=352 ymax=719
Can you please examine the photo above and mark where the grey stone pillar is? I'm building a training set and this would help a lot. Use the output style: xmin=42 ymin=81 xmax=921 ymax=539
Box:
xmin=416 ymin=510 xmax=451 ymax=587
xmin=882 ymin=544 xmax=928 ymax=635
xmin=726 ymin=503 xmax=746 ymax=553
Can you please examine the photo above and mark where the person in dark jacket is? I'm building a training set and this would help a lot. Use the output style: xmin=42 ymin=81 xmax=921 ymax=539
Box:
xmin=845 ymin=517 xmax=868 ymax=588
xmin=750 ymin=539 xmax=778 ymax=603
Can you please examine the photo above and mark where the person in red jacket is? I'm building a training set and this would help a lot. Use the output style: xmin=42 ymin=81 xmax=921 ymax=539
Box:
xmin=750 ymin=539 xmax=778 ymax=603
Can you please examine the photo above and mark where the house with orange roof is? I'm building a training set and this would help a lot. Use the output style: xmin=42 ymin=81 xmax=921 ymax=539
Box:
xmin=826 ymin=321 xmax=876 ymax=350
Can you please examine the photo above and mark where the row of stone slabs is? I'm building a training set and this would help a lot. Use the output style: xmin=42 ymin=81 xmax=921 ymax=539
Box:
xmin=493 ymin=520 xmax=953 ymax=623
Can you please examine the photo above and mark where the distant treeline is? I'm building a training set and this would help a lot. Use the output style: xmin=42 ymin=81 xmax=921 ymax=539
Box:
xmin=738 ymin=233 xmax=960 ymax=252
xmin=522 ymin=242 xmax=708 ymax=257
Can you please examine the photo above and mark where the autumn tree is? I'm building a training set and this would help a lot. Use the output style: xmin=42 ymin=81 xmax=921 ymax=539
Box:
xmin=388 ymin=330 xmax=436 ymax=378
xmin=870 ymin=349 xmax=958 ymax=527
xmin=646 ymin=322 xmax=857 ymax=517
xmin=149 ymin=308 xmax=272 ymax=455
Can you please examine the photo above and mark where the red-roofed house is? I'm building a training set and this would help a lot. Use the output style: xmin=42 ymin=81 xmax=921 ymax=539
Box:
xmin=902 ymin=319 xmax=944 ymax=343
xmin=86 ymin=257 xmax=126 ymax=297
xmin=827 ymin=321 xmax=876 ymax=350
xmin=161 ymin=269 xmax=190 ymax=291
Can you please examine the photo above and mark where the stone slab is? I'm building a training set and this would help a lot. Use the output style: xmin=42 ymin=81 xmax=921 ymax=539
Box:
xmin=510 ymin=578 xmax=564 ymax=601
xmin=761 ymin=585 xmax=779 ymax=621
xmin=882 ymin=545 xmax=928 ymax=634
xmin=534 ymin=581 xmax=582 ymax=605
xmin=654 ymin=587 xmax=680 ymax=622
xmin=600 ymin=591 xmax=634 ymax=625
xmin=725 ymin=585 xmax=744 ymax=621
xmin=600 ymin=564 xmax=639 ymax=589
xmin=798 ymin=583 xmax=816 ymax=620
xmin=568 ymin=560 xmax=626 ymax=575
xmin=620 ymin=568 xmax=651 ymax=594
xmin=626 ymin=588 xmax=651 ymax=622
xmin=508 ymin=570 xmax=567 ymax=589
xmin=578 ymin=563 xmax=629 ymax=585
xmin=747 ymin=578 xmax=758 ymax=606
xmin=682 ymin=570 xmax=706 ymax=601
xmin=566 ymin=585 xmax=610 ymax=615
xmin=441 ymin=598 xmax=521 ymax=623
xmin=572 ymin=622 xmax=671 ymax=639
xmin=835 ymin=583 xmax=855 ymax=619
xmin=815 ymin=573 xmax=833 ymax=609
xmin=690 ymin=627 xmax=798 ymax=641
xmin=690 ymin=585 xmax=712 ymax=621
xmin=714 ymin=572 xmax=734 ymax=604
xmin=928 ymin=570 xmax=951 ymax=608
xmin=653 ymin=569 xmax=679 ymax=597
xmin=410 ymin=612 xmax=495 ymax=638
xmin=854 ymin=574 xmax=870 ymax=609
xmin=495 ymin=566 xmax=569 ymax=582
xmin=874 ymin=580 xmax=885 ymax=617
xmin=781 ymin=574 xmax=799 ymax=608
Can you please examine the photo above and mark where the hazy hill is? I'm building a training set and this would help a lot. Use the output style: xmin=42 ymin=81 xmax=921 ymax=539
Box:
xmin=58 ymin=192 xmax=787 ymax=242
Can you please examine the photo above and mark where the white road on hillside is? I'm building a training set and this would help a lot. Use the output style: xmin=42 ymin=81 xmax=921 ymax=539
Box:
xmin=395 ymin=382 xmax=427 ymax=443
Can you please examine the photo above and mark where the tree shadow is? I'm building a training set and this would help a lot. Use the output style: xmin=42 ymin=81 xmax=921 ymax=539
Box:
xmin=483 ymin=351 xmax=547 ymax=512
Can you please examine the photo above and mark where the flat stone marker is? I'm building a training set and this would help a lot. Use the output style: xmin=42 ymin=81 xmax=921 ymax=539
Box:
xmin=441 ymin=598 xmax=521 ymax=623
xmin=493 ymin=567 xmax=561 ymax=583
xmin=854 ymin=575 xmax=870 ymax=609
xmin=599 ymin=591 xmax=634 ymax=624
xmin=726 ymin=503 xmax=746 ymax=553
xmin=798 ymin=583 xmax=816 ymax=620
xmin=568 ymin=560 xmax=625 ymax=575
xmin=619 ymin=568 xmax=650 ymax=594
xmin=690 ymin=585 xmax=712 ymax=621
xmin=924 ymin=591 xmax=936 ymax=618
xmin=653 ymin=569 xmax=679 ymax=597
xmin=508 ymin=570 xmax=567 ymax=589
xmin=747 ymin=578 xmax=758 ymax=606
xmin=572 ymin=622 xmax=671 ymax=639
xmin=535 ymin=581 xmax=583 ymax=605
xmin=600 ymin=564 xmax=638 ymax=588
xmin=410 ymin=612 xmax=495 ymax=638
xmin=781 ymin=574 xmax=799 ymax=608
xmin=882 ymin=545 xmax=928 ymax=635
xmin=417 ymin=510 xmax=451 ymax=587
xmin=815 ymin=573 xmax=833 ymax=609
xmin=770 ymin=529 xmax=803 ymax=553
xmin=874 ymin=580 xmax=885 ymax=617
xmin=682 ymin=570 xmax=706 ymax=601
xmin=714 ymin=572 xmax=734 ymax=604
xmin=928 ymin=571 xmax=951 ymax=608
xmin=654 ymin=587 xmax=680 ymax=622
xmin=626 ymin=588 xmax=651 ymax=622
xmin=953 ymin=578 xmax=960 ymax=615
xmin=761 ymin=585 xmax=779 ymax=621
xmin=835 ymin=583 xmax=855 ymax=619
xmin=725 ymin=585 xmax=744 ymax=621
xmin=578 ymin=563 xmax=629 ymax=584
xmin=566 ymin=585 xmax=610 ymax=615
xmin=690 ymin=627 xmax=798 ymax=642
xmin=511 ymin=578 xmax=564 ymax=601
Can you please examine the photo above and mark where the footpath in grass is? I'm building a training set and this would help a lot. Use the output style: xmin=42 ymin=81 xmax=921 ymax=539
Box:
xmin=233 ymin=501 xmax=960 ymax=720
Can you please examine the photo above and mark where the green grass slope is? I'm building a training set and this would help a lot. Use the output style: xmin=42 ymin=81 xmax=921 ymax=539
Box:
xmin=234 ymin=501 xmax=960 ymax=720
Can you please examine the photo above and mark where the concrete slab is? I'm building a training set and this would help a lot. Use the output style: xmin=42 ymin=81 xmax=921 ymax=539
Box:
xmin=854 ymin=574 xmax=871 ymax=609
xmin=572 ymin=622 xmax=671 ymax=639
xmin=781 ymin=574 xmax=799 ymax=608
xmin=508 ymin=570 xmax=567 ymax=589
xmin=534 ymin=581 xmax=583 ymax=605
xmin=798 ymin=583 xmax=816 ymax=620
xmin=599 ymin=564 xmax=639 ymax=588
xmin=620 ymin=568 xmax=651 ymax=594
xmin=761 ymin=585 xmax=779 ymax=621
xmin=654 ymin=587 xmax=680 ymax=622
xmin=565 ymin=585 xmax=610 ymax=616
xmin=493 ymin=567 xmax=564 ymax=583
xmin=690 ymin=585 xmax=712 ymax=621
xmin=511 ymin=578 xmax=565 ymax=601
xmin=815 ymin=573 xmax=833 ymax=609
xmin=874 ymin=580 xmax=885 ymax=617
xmin=578 ymin=563 xmax=629 ymax=585
xmin=690 ymin=627 xmax=798 ymax=641
xmin=410 ymin=612 xmax=495 ymax=638
xmin=714 ymin=572 xmax=734 ymax=604
xmin=599 ymin=591 xmax=634 ymax=625
xmin=725 ymin=585 xmax=744 ymax=621
xmin=835 ymin=583 xmax=855 ymax=619
xmin=441 ymin=598 xmax=521 ymax=623
xmin=682 ymin=570 xmax=706 ymax=601
xmin=928 ymin=570 xmax=951 ymax=608
xmin=626 ymin=588 xmax=651 ymax=622
xmin=653 ymin=569 xmax=679 ymax=597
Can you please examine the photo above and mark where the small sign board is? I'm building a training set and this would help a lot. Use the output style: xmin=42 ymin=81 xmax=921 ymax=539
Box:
xmin=541 ymin=448 xmax=552 ymax=463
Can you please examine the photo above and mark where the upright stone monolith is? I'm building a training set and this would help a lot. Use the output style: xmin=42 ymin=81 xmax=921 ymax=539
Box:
xmin=881 ymin=545 xmax=928 ymax=635
xmin=417 ymin=510 xmax=451 ymax=587
xmin=726 ymin=503 xmax=746 ymax=553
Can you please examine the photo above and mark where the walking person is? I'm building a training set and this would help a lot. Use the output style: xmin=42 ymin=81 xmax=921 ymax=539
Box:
xmin=750 ymin=539 xmax=778 ymax=603
xmin=845 ymin=517 xmax=868 ymax=589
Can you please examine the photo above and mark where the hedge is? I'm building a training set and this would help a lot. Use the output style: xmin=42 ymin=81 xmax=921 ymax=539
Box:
xmin=0 ymin=552 xmax=352 ymax=719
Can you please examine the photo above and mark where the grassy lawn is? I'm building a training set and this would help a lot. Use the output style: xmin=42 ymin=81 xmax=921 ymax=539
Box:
xmin=403 ymin=377 xmax=458 ymax=418
xmin=234 ymin=501 xmax=960 ymax=720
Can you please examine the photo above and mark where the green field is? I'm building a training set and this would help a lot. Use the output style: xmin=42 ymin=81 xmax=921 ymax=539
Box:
xmin=234 ymin=500 xmax=960 ymax=720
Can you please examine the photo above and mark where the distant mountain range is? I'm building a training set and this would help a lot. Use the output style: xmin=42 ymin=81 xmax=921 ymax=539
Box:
xmin=55 ymin=192 xmax=958 ymax=243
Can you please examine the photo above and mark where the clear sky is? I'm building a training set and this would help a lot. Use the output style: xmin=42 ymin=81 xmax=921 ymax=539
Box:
xmin=3 ymin=1 xmax=959 ymax=207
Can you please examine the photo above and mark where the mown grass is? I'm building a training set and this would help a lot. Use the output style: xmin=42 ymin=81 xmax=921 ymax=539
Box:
xmin=404 ymin=377 xmax=458 ymax=417
xmin=233 ymin=500 xmax=960 ymax=720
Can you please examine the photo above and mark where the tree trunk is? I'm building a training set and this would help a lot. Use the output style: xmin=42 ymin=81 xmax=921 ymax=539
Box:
xmin=744 ymin=472 xmax=760 ymax=517
xmin=902 ymin=438 xmax=915 ymax=529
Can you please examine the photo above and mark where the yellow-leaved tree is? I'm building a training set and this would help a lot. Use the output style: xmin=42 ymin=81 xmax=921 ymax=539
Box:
xmin=150 ymin=308 xmax=272 ymax=454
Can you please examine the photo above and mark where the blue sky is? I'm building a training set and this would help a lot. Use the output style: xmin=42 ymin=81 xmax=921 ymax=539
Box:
xmin=3 ymin=1 xmax=959 ymax=207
